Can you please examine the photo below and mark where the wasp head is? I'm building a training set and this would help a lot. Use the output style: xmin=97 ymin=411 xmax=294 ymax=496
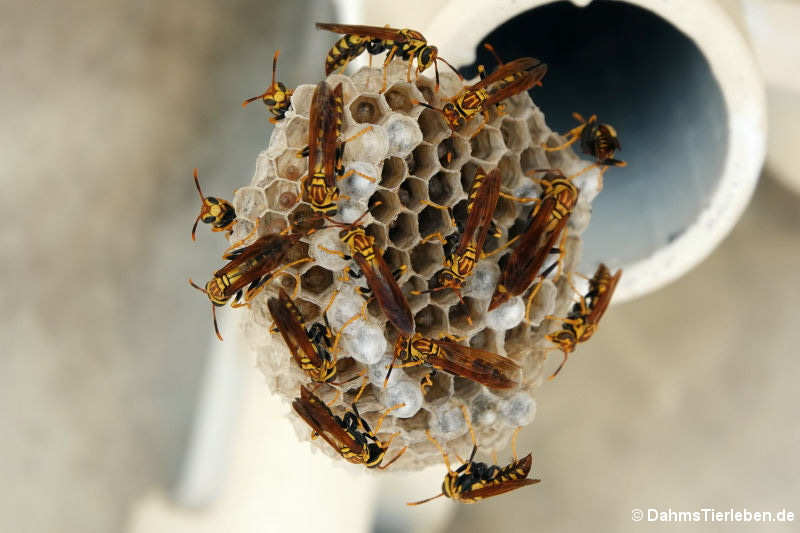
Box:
xmin=417 ymin=45 xmax=437 ymax=73
xmin=441 ymin=102 xmax=465 ymax=130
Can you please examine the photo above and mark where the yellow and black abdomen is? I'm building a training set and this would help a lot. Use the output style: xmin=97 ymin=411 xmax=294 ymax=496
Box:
xmin=325 ymin=34 xmax=368 ymax=75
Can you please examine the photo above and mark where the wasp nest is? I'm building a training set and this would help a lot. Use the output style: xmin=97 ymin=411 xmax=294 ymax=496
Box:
xmin=238 ymin=60 xmax=602 ymax=470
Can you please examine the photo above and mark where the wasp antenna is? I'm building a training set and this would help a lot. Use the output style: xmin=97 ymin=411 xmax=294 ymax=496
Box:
xmin=482 ymin=42 xmax=504 ymax=66
xmin=188 ymin=278 xmax=207 ymax=294
xmin=191 ymin=214 xmax=202 ymax=241
xmin=241 ymin=93 xmax=265 ymax=108
xmin=434 ymin=59 xmax=440 ymax=92
xmin=436 ymin=56 xmax=463 ymax=80
xmin=383 ymin=348 xmax=401 ymax=388
xmin=410 ymin=98 xmax=438 ymax=112
xmin=193 ymin=168 xmax=206 ymax=201
xmin=407 ymin=492 xmax=444 ymax=506
xmin=271 ymin=49 xmax=280 ymax=86
xmin=211 ymin=304 xmax=223 ymax=341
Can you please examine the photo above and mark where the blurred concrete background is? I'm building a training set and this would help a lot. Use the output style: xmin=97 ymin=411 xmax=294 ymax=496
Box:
xmin=1 ymin=1 xmax=798 ymax=533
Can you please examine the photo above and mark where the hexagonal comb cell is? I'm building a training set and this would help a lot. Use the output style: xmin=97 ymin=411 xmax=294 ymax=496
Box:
xmin=542 ymin=134 xmax=572 ymax=168
xmin=526 ymin=109 xmax=548 ymax=143
xmin=422 ymin=372 xmax=452 ymax=405
xmin=470 ymin=127 xmax=505 ymax=162
xmin=428 ymin=170 xmax=460 ymax=207
xmin=382 ymin=247 xmax=408 ymax=276
xmin=398 ymin=177 xmax=427 ymax=211
xmin=415 ymin=79 xmax=436 ymax=105
xmin=500 ymin=118 xmax=528 ymax=152
xmin=349 ymin=94 xmax=385 ymax=124
xmin=295 ymin=298 xmax=321 ymax=323
xmin=504 ymin=322 xmax=530 ymax=354
xmin=447 ymin=297 xmax=483 ymax=333
xmin=288 ymin=204 xmax=323 ymax=234
xmin=365 ymin=223 xmax=387 ymax=251
xmin=410 ymin=143 xmax=439 ymax=179
xmin=402 ymin=275 xmax=429 ymax=311
xmin=265 ymin=180 xmax=299 ymax=212
xmin=469 ymin=328 xmax=497 ymax=352
xmin=369 ymin=189 xmax=401 ymax=224
xmin=284 ymin=116 xmax=309 ymax=149
xmin=520 ymin=146 xmax=549 ymax=175
xmin=498 ymin=153 xmax=522 ymax=189
xmin=380 ymin=156 xmax=406 ymax=189
xmin=410 ymin=240 xmax=445 ymax=279
xmin=301 ymin=265 xmax=334 ymax=296
xmin=414 ymin=305 xmax=447 ymax=337
xmin=459 ymin=161 xmax=480 ymax=194
xmin=384 ymin=83 xmax=418 ymax=113
xmin=494 ymin=196 xmax=518 ymax=227
xmin=437 ymin=135 xmax=468 ymax=169
xmin=284 ymin=239 xmax=310 ymax=266
xmin=276 ymin=149 xmax=307 ymax=181
xmin=388 ymin=212 xmax=417 ymax=249
xmin=417 ymin=108 xmax=448 ymax=144
xmin=418 ymin=205 xmax=451 ymax=243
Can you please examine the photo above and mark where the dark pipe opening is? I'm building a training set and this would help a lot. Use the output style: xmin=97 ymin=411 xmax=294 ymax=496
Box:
xmin=460 ymin=0 xmax=728 ymax=269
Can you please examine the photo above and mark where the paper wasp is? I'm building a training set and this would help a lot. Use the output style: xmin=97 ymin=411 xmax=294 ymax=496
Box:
xmin=408 ymin=406 xmax=539 ymax=505
xmin=546 ymin=263 xmax=622 ymax=378
xmin=189 ymin=232 xmax=310 ymax=341
xmin=413 ymin=167 xmax=500 ymax=306
xmin=416 ymin=57 xmax=547 ymax=132
xmin=487 ymin=171 xmax=579 ymax=311
xmin=299 ymin=81 xmax=375 ymax=216
xmin=315 ymin=23 xmax=459 ymax=90
xmin=341 ymin=224 xmax=415 ymax=336
xmin=268 ymin=288 xmax=339 ymax=383
xmin=292 ymin=384 xmax=407 ymax=469
xmin=242 ymin=49 xmax=294 ymax=123
xmin=544 ymin=112 xmax=626 ymax=168
xmin=387 ymin=333 xmax=520 ymax=392
xmin=191 ymin=168 xmax=236 ymax=241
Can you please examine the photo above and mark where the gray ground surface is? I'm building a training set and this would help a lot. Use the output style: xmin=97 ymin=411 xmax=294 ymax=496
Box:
xmin=2 ymin=2 xmax=798 ymax=533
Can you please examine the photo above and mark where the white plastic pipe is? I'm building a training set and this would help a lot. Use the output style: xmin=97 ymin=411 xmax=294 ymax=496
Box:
xmin=419 ymin=0 xmax=766 ymax=302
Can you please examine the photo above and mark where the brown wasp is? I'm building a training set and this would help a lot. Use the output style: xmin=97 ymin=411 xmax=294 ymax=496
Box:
xmin=408 ymin=406 xmax=539 ymax=505
xmin=300 ymin=81 xmax=344 ymax=216
xmin=487 ymin=171 xmax=579 ymax=311
xmin=292 ymin=384 xmax=407 ymax=469
xmin=546 ymin=263 xmax=622 ymax=378
xmin=317 ymin=206 xmax=414 ymax=336
xmin=268 ymin=288 xmax=339 ymax=383
xmin=412 ymin=167 xmax=500 ymax=308
xmin=544 ymin=112 xmax=626 ymax=168
xmin=299 ymin=81 xmax=375 ymax=216
xmin=189 ymin=231 xmax=310 ymax=341
xmin=386 ymin=333 xmax=521 ymax=392
xmin=191 ymin=168 xmax=236 ymax=241
xmin=416 ymin=56 xmax=547 ymax=132
xmin=242 ymin=49 xmax=294 ymax=123
xmin=315 ymin=23 xmax=459 ymax=90
xmin=341 ymin=223 xmax=415 ymax=337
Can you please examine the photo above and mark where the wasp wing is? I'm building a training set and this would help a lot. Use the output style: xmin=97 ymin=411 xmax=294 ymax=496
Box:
xmin=354 ymin=250 xmax=414 ymax=336
xmin=481 ymin=66 xmax=548 ymax=109
xmin=469 ymin=57 xmax=544 ymax=92
xmin=428 ymin=338 xmax=520 ymax=389
xmin=455 ymin=168 xmax=501 ymax=257
xmin=268 ymin=289 xmax=324 ymax=370
xmin=293 ymin=386 xmax=364 ymax=456
xmin=315 ymin=22 xmax=410 ymax=42
xmin=585 ymin=267 xmax=622 ymax=326
xmin=461 ymin=478 xmax=541 ymax=500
